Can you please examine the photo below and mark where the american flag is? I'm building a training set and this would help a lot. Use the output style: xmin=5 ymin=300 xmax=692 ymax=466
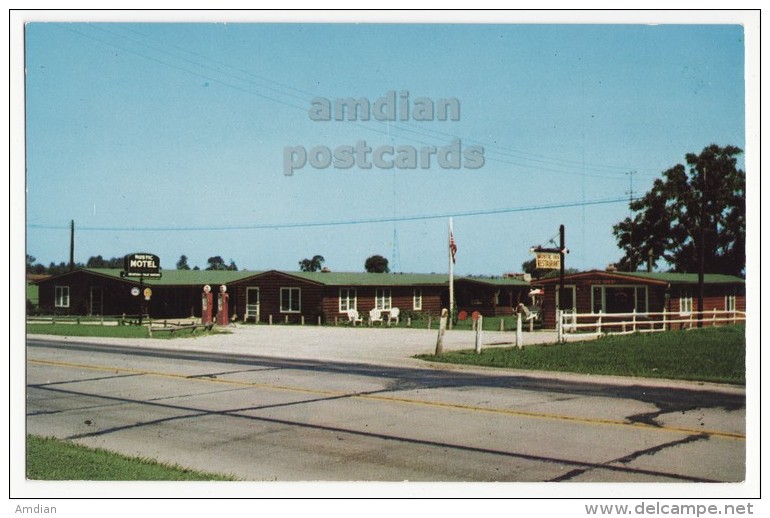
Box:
xmin=449 ymin=230 xmax=457 ymax=264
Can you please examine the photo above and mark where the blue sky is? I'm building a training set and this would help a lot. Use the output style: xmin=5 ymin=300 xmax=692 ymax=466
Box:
xmin=24 ymin=18 xmax=747 ymax=276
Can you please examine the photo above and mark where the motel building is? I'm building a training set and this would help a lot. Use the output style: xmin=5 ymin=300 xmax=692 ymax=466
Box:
xmin=536 ymin=270 xmax=746 ymax=331
xmin=31 ymin=267 xmax=744 ymax=330
xmin=31 ymin=268 xmax=530 ymax=325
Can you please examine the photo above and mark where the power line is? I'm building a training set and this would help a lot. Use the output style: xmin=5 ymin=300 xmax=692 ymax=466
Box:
xmin=58 ymin=24 xmax=654 ymax=182
xmin=28 ymin=196 xmax=631 ymax=233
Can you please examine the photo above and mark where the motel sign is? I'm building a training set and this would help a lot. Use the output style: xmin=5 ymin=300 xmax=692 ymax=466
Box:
xmin=121 ymin=253 xmax=162 ymax=278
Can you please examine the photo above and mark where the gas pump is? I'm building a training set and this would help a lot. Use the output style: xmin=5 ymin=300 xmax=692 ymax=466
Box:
xmin=201 ymin=285 xmax=213 ymax=325
xmin=216 ymin=285 xmax=229 ymax=326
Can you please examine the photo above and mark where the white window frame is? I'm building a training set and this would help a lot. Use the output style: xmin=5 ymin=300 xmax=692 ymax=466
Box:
xmin=679 ymin=296 xmax=693 ymax=315
xmin=280 ymin=287 xmax=301 ymax=313
xmin=375 ymin=288 xmax=392 ymax=310
xmin=339 ymin=288 xmax=357 ymax=313
xmin=725 ymin=295 xmax=737 ymax=312
xmin=590 ymin=284 xmax=649 ymax=314
xmin=413 ymin=288 xmax=423 ymax=311
xmin=55 ymin=286 xmax=70 ymax=308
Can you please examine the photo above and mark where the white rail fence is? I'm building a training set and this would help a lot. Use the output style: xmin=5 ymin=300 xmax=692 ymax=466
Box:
xmin=556 ymin=309 xmax=746 ymax=343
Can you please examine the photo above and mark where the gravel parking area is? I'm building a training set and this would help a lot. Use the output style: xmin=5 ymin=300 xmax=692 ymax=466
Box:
xmin=29 ymin=324 xmax=560 ymax=368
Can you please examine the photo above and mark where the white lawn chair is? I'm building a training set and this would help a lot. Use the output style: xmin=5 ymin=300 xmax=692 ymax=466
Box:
xmin=347 ymin=309 xmax=363 ymax=326
xmin=387 ymin=307 xmax=400 ymax=325
xmin=369 ymin=308 xmax=384 ymax=326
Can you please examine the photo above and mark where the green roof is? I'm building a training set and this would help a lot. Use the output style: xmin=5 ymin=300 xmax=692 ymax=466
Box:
xmin=38 ymin=268 xmax=536 ymax=288
xmin=618 ymin=272 xmax=745 ymax=285
xmin=285 ymin=271 xmax=451 ymax=286
xmin=537 ymin=270 xmax=745 ymax=285
xmin=458 ymin=276 xmax=530 ymax=287
xmin=82 ymin=268 xmax=260 ymax=286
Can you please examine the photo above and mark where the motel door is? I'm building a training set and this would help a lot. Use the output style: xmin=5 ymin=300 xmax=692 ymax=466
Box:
xmin=245 ymin=287 xmax=260 ymax=323
xmin=89 ymin=286 xmax=103 ymax=316
xmin=556 ymin=285 xmax=576 ymax=312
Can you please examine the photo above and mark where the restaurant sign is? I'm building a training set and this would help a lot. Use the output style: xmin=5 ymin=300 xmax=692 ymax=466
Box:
xmin=535 ymin=252 xmax=561 ymax=270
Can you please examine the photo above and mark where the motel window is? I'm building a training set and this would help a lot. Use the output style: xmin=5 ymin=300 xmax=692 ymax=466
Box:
xmin=725 ymin=295 xmax=737 ymax=312
xmin=55 ymin=286 xmax=70 ymax=308
xmin=375 ymin=288 xmax=392 ymax=310
xmin=280 ymin=287 xmax=301 ymax=313
xmin=339 ymin=288 xmax=357 ymax=313
xmin=679 ymin=296 xmax=693 ymax=315
xmin=413 ymin=288 xmax=423 ymax=311
xmin=591 ymin=286 xmax=604 ymax=314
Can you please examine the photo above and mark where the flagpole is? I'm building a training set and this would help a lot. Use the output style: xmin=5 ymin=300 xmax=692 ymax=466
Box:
xmin=449 ymin=217 xmax=454 ymax=330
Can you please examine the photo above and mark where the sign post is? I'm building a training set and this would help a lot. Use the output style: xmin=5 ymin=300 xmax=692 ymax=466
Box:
xmin=121 ymin=253 xmax=161 ymax=325
xmin=531 ymin=226 xmax=568 ymax=325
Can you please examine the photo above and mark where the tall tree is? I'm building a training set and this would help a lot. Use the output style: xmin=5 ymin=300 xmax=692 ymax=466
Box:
xmin=299 ymin=255 xmax=325 ymax=272
xmin=364 ymin=255 xmax=390 ymax=273
xmin=176 ymin=255 xmax=191 ymax=270
xmin=612 ymin=144 xmax=745 ymax=276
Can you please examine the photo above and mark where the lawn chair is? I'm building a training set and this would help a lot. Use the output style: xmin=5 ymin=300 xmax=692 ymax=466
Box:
xmin=387 ymin=307 xmax=400 ymax=326
xmin=369 ymin=308 xmax=384 ymax=326
xmin=347 ymin=309 xmax=363 ymax=326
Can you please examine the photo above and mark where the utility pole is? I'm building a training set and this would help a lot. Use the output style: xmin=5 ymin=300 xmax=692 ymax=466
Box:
xmin=69 ymin=219 xmax=75 ymax=271
xmin=626 ymin=170 xmax=637 ymax=267
xmin=698 ymin=167 xmax=706 ymax=328
xmin=559 ymin=224 xmax=565 ymax=313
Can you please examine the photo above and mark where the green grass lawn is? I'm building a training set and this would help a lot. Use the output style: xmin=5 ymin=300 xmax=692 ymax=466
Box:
xmin=418 ymin=325 xmax=746 ymax=385
xmin=26 ymin=323 xmax=221 ymax=339
xmin=26 ymin=435 xmax=236 ymax=481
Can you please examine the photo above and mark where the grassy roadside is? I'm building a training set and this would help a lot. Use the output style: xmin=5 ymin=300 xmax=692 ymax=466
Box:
xmin=417 ymin=325 xmax=746 ymax=385
xmin=26 ymin=435 xmax=236 ymax=481
xmin=26 ymin=323 xmax=222 ymax=339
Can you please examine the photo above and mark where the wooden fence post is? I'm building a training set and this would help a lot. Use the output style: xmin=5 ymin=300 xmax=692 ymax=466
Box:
xmin=475 ymin=314 xmax=484 ymax=354
xmin=435 ymin=309 xmax=448 ymax=355
xmin=596 ymin=310 xmax=602 ymax=335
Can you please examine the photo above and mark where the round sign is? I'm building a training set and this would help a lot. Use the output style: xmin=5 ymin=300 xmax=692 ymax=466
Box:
xmin=219 ymin=284 xmax=227 ymax=293
xmin=203 ymin=285 xmax=211 ymax=294
xmin=143 ymin=288 xmax=153 ymax=299
xmin=131 ymin=287 xmax=140 ymax=297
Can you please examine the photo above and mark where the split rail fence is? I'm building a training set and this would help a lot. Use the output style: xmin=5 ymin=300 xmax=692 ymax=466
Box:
xmin=556 ymin=309 xmax=746 ymax=343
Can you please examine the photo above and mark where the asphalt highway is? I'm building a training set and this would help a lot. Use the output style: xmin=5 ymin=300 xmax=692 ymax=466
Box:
xmin=25 ymin=326 xmax=746 ymax=490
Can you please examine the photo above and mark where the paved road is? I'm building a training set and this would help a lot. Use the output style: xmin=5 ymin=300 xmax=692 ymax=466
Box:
xmin=26 ymin=327 xmax=745 ymax=484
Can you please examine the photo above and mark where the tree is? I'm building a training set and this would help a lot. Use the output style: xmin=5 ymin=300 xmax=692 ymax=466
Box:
xmin=299 ymin=255 xmax=325 ymax=272
xmin=612 ymin=144 xmax=745 ymax=277
xmin=364 ymin=255 xmax=390 ymax=273
xmin=521 ymin=258 xmax=549 ymax=279
xmin=86 ymin=255 xmax=123 ymax=269
xmin=205 ymin=256 xmax=228 ymax=271
xmin=176 ymin=255 xmax=191 ymax=270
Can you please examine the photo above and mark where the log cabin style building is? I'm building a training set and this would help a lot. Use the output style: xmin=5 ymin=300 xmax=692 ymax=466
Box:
xmin=33 ymin=268 xmax=524 ymax=324
xmin=32 ymin=267 xmax=744 ymax=329
xmin=535 ymin=270 xmax=746 ymax=329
